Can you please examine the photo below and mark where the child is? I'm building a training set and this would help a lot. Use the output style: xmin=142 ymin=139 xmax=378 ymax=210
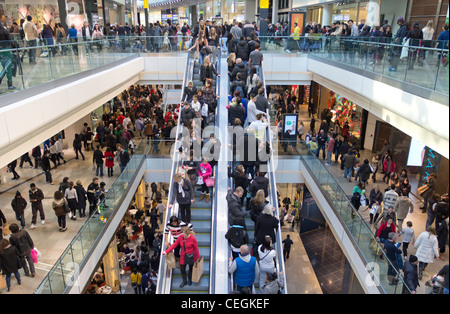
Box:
xmin=402 ymin=221 xmax=415 ymax=260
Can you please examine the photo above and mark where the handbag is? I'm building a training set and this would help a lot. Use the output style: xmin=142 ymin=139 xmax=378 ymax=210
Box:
xmin=183 ymin=237 xmax=195 ymax=265
xmin=205 ymin=177 xmax=215 ymax=187
xmin=417 ymin=184 xmax=429 ymax=196
xmin=64 ymin=200 xmax=71 ymax=213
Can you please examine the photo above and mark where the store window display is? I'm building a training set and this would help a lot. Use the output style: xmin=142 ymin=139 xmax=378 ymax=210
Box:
xmin=327 ymin=91 xmax=362 ymax=143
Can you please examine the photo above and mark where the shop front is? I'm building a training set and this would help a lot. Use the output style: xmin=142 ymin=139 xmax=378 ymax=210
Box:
xmin=313 ymin=83 xmax=366 ymax=147
xmin=0 ymin=0 xmax=60 ymax=35
xmin=372 ymin=122 xmax=449 ymax=197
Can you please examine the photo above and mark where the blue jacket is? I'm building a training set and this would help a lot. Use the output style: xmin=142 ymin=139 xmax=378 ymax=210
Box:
xmin=235 ymin=255 xmax=257 ymax=287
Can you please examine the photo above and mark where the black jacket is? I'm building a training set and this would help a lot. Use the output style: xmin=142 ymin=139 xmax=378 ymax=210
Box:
xmin=228 ymin=168 xmax=249 ymax=191
xmin=249 ymin=176 xmax=269 ymax=198
xmin=228 ymin=103 xmax=245 ymax=126
xmin=402 ymin=260 xmax=419 ymax=292
xmin=230 ymin=62 xmax=248 ymax=82
xmin=226 ymin=190 xmax=246 ymax=226
xmin=255 ymin=213 xmax=279 ymax=244
xmin=11 ymin=197 xmax=27 ymax=216
xmin=180 ymin=107 xmax=197 ymax=126
xmin=357 ymin=163 xmax=373 ymax=182
xmin=225 ymin=225 xmax=249 ymax=248
xmin=93 ymin=149 xmax=104 ymax=164
xmin=170 ymin=178 xmax=194 ymax=205
xmin=236 ymin=40 xmax=250 ymax=61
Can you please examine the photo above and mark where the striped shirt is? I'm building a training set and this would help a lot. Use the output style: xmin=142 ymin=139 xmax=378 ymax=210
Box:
xmin=164 ymin=221 xmax=193 ymax=241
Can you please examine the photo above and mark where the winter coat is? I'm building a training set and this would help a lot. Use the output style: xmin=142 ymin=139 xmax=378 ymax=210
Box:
xmin=228 ymin=168 xmax=249 ymax=191
xmin=225 ymin=225 xmax=250 ymax=249
xmin=11 ymin=196 xmax=27 ymax=216
xmin=180 ymin=106 xmax=197 ymax=126
xmin=164 ymin=234 xmax=200 ymax=265
xmin=227 ymin=190 xmax=246 ymax=226
xmin=255 ymin=213 xmax=279 ymax=245
xmin=170 ymin=178 xmax=194 ymax=205
xmin=230 ymin=62 xmax=248 ymax=82
xmin=198 ymin=162 xmax=212 ymax=180
xmin=75 ymin=185 xmax=87 ymax=210
xmin=0 ymin=245 xmax=20 ymax=275
xmin=394 ymin=196 xmax=414 ymax=220
xmin=236 ymin=40 xmax=250 ymax=61
xmin=249 ymin=176 xmax=269 ymax=198
xmin=9 ymin=229 xmax=34 ymax=257
xmin=357 ymin=163 xmax=372 ymax=182
xmin=369 ymin=189 xmax=383 ymax=207
xmin=414 ymin=231 xmax=439 ymax=264
xmin=261 ymin=276 xmax=285 ymax=294
xmin=104 ymin=151 xmax=114 ymax=168
xmin=52 ymin=198 xmax=67 ymax=217
xmin=228 ymin=102 xmax=245 ymax=126
xmin=342 ymin=153 xmax=356 ymax=169
xmin=402 ymin=260 xmax=419 ymax=293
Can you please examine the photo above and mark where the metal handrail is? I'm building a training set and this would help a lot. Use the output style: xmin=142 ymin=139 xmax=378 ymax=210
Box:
xmin=155 ymin=51 xmax=190 ymax=294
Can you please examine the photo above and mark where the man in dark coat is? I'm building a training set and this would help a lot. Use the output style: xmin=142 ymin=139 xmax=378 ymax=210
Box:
xmin=402 ymin=255 xmax=419 ymax=294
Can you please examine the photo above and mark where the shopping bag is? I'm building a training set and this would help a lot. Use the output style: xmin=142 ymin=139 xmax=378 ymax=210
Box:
xmin=31 ymin=249 xmax=39 ymax=264
xmin=400 ymin=38 xmax=410 ymax=60
xmin=417 ymin=184 xmax=429 ymax=196
xmin=166 ymin=251 xmax=176 ymax=269
xmin=191 ymin=256 xmax=204 ymax=283
xmin=0 ymin=274 xmax=6 ymax=290
xmin=369 ymin=238 xmax=383 ymax=257
xmin=196 ymin=176 xmax=204 ymax=186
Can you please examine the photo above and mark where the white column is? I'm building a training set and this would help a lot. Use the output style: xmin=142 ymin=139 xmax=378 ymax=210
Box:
xmin=322 ymin=3 xmax=332 ymax=26
xmin=272 ymin=0 xmax=278 ymax=24
xmin=366 ymin=0 xmax=381 ymax=27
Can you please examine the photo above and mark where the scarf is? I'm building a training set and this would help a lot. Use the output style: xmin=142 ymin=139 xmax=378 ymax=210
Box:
xmin=178 ymin=180 xmax=185 ymax=198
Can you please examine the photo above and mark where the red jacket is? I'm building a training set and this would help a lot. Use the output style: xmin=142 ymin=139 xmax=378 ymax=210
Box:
xmin=376 ymin=221 xmax=396 ymax=238
xmin=104 ymin=151 xmax=114 ymax=168
xmin=165 ymin=234 xmax=200 ymax=265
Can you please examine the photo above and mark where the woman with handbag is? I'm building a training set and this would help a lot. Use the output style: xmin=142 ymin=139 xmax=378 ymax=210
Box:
xmin=52 ymin=191 xmax=68 ymax=232
xmin=163 ymin=227 xmax=200 ymax=288
xmin=198 ymin=158 xmax=213 ymax=203
xmin=104 ymin=147 xmax=115 ymax=177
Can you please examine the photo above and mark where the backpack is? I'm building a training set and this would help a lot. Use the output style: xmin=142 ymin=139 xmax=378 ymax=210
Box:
xmin=351 ymin=192 xmax=361 ymax=209
xmin=226 ymin=226 xmax=247 ymax=248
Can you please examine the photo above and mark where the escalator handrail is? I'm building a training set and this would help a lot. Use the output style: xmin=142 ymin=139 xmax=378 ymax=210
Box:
xmin=156 ymin=51 xmax=191 ymax=294
xmin=260 ymin=60 xmax=288 ymax=293
xmin=208 ymin=47 xmax=222 ymax=294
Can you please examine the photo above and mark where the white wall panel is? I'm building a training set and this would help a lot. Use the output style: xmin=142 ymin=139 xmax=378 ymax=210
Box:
xmin=0 ymin=57 xmax=145 ymax=169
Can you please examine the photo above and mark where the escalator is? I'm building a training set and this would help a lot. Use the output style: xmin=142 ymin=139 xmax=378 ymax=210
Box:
xmin=226 ymin=59 xmax=287 ymax=293
xmin=157 ymin=49 xmax=221 ymax=294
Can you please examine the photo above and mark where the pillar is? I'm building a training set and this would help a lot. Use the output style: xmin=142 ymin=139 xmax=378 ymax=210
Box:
xmin=366 ymin=0 xmax=381 ymax=27
xmin=322 ymin=3 xmax=332 ymax=26
xmin=272 ymin=0 xmax=278 ymax=24
xmin=260 ymin=0 xmax=269 ymax=36
xmin=245 ymin=0 xmax=257 ymax=23
xmin=102 ymin=238 xmax=121 ymax=291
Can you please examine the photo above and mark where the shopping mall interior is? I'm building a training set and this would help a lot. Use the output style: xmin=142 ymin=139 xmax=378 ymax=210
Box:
xmin=0 ymin=0 xmax=449 ymax=297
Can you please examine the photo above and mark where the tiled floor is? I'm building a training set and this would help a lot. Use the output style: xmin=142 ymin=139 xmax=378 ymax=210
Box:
xmin=300 ymin=228 xmax=347 ymax=294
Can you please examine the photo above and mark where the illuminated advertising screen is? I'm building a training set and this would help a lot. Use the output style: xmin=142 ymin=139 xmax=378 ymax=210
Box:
xmin=283 ymin=114 xmax=298 ymax=137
